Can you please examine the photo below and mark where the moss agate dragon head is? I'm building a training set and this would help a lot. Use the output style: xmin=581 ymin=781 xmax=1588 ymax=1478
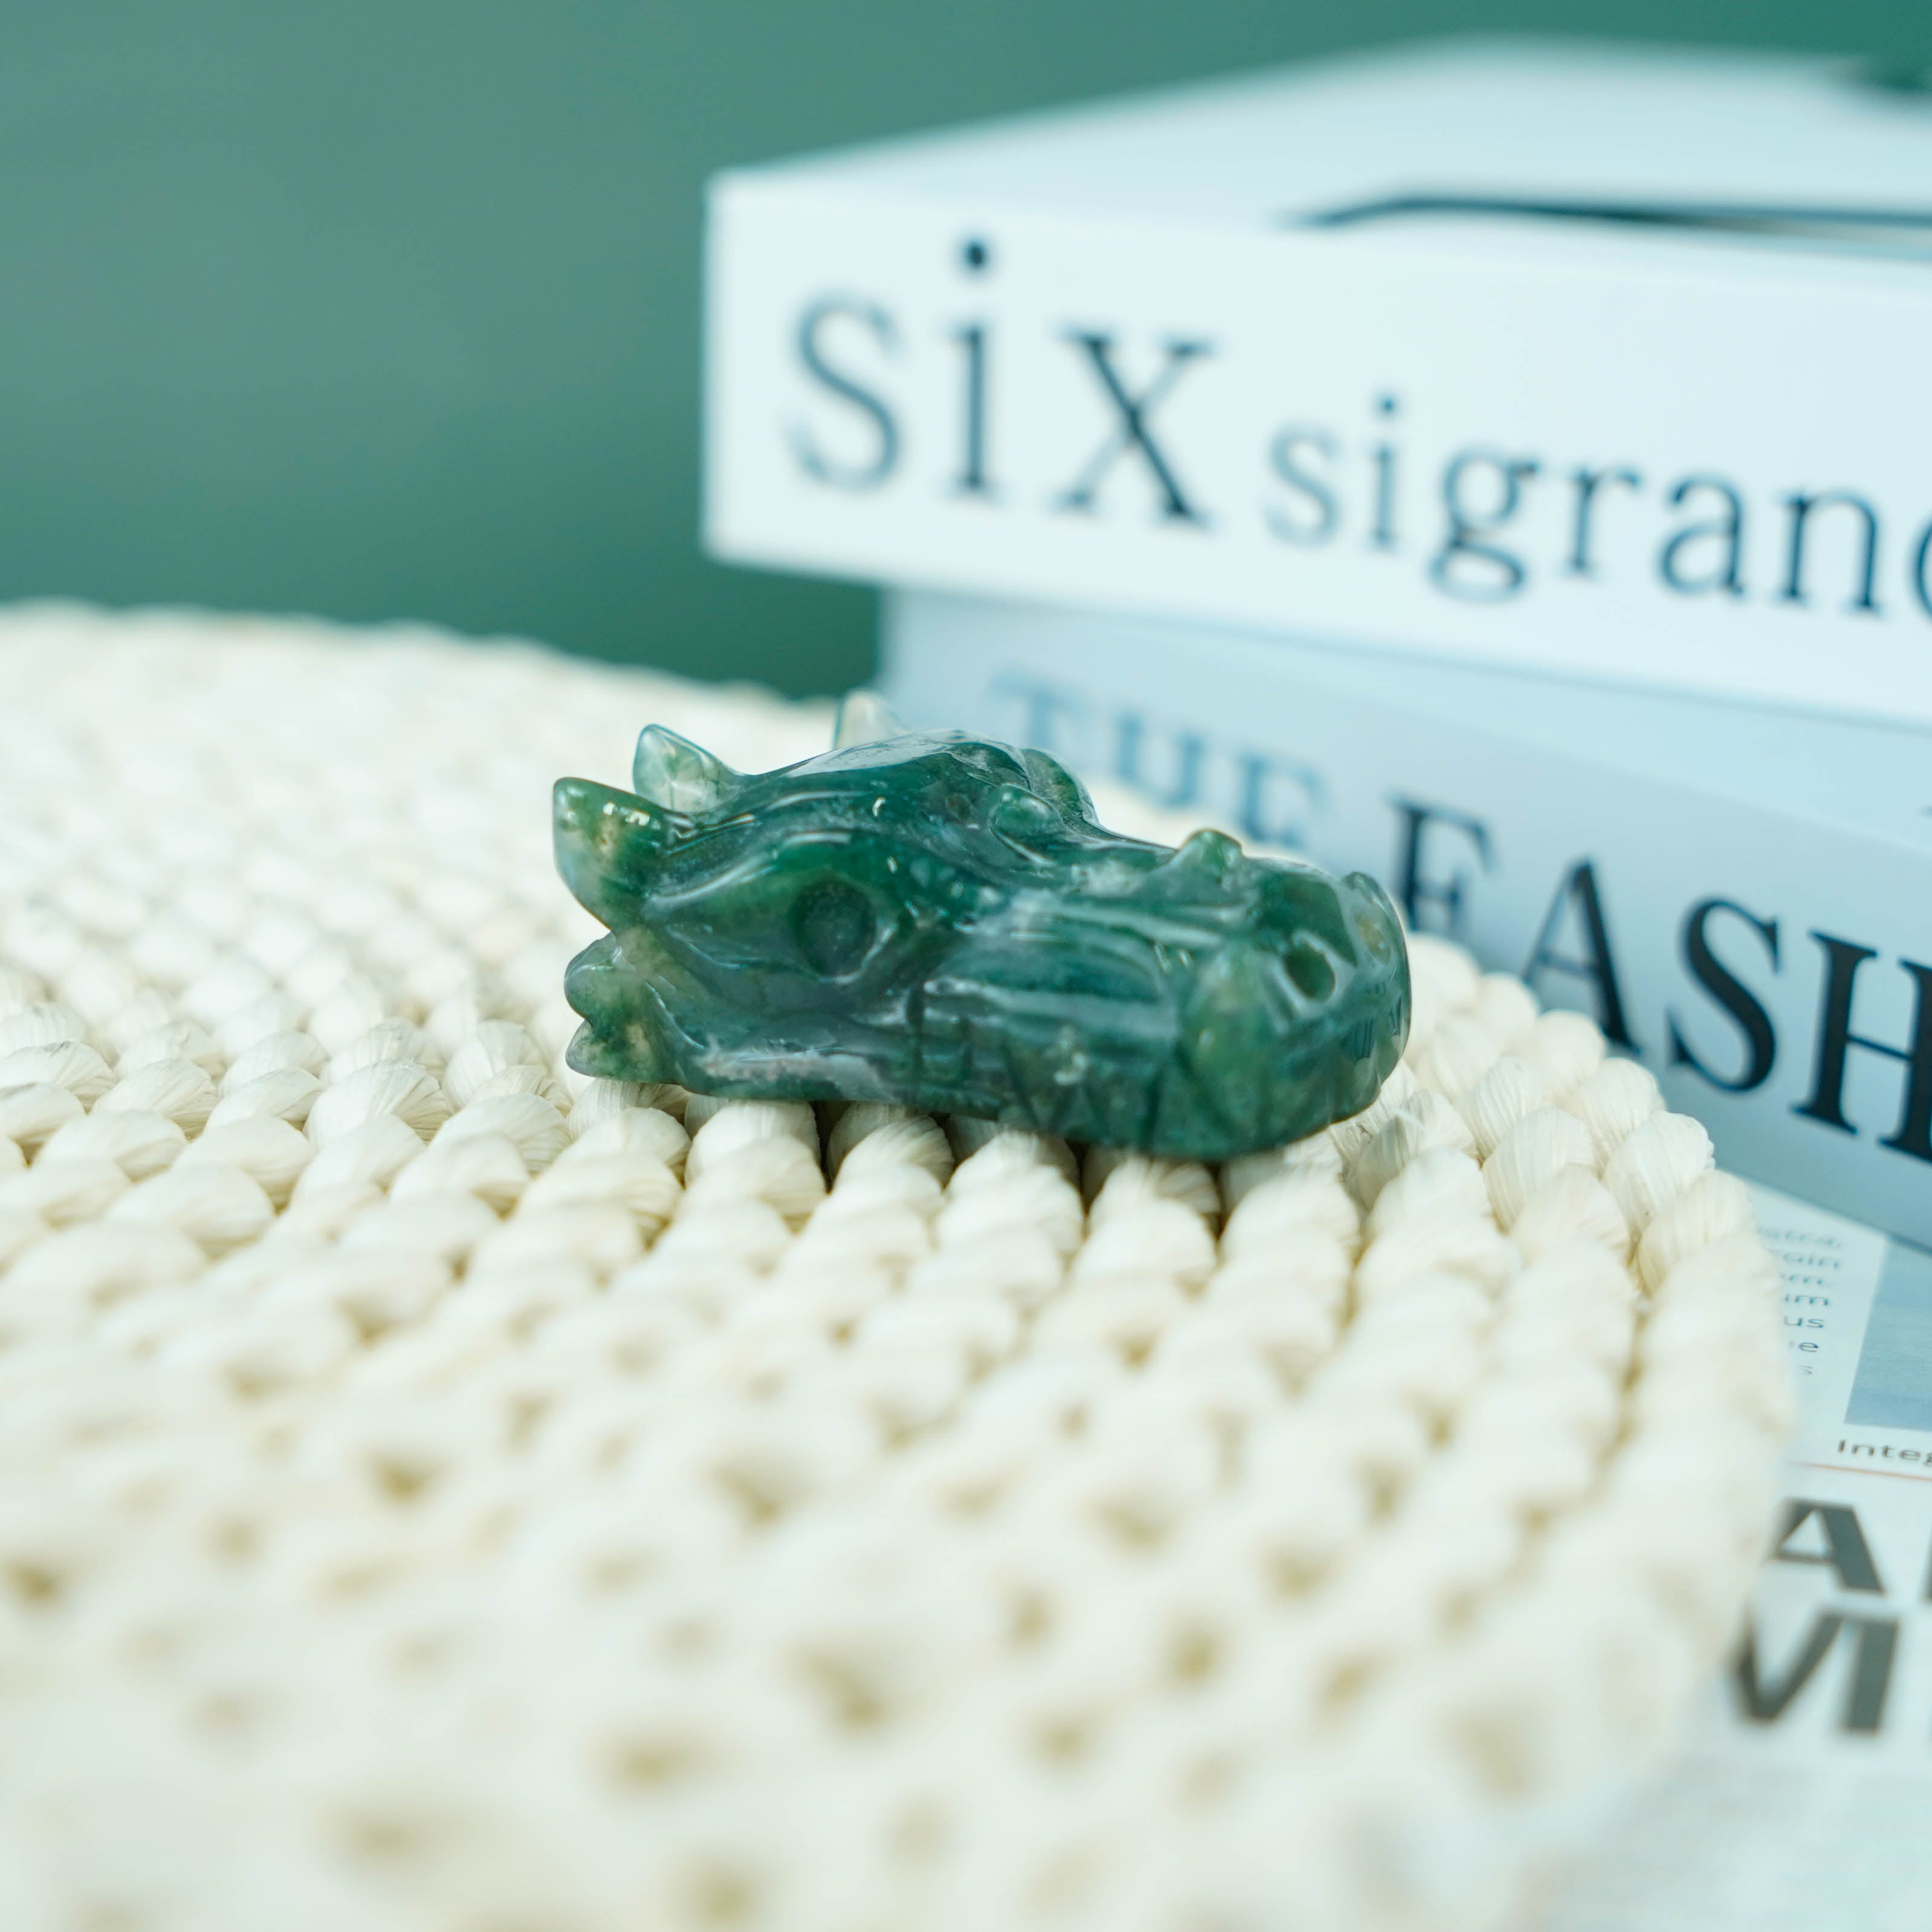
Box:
xmin=555 ymin=698 xmax=1408 ymax=1161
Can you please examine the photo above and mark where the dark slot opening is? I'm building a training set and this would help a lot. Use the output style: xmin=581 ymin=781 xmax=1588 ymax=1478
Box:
xmin=1291 ymin=195 xmax=1932 ymax=250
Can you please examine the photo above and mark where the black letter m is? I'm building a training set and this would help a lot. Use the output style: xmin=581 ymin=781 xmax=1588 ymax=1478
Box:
xmin=1734 ymin=1612 xmax=1898 ymax=1733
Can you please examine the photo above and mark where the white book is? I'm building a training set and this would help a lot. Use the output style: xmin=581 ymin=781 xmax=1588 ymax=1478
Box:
xmin=707 ymin=41 xmax=1932 ymax=725
xmin=883 ymin=586 xmax=1932 ymax=1250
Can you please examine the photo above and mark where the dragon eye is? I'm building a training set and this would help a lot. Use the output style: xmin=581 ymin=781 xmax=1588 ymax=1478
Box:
xmin=793 ymin=880 xmax=878 ymax=977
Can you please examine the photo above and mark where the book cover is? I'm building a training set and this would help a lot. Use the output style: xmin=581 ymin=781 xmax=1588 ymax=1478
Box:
xmin=883 ymin=587 xmax=1932 ymax=1248
xmin=708 ymin=41 xmax=1932 ymax=724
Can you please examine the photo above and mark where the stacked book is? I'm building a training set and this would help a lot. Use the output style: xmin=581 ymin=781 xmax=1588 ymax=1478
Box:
xmin=704 ymin=37 xmax=1932 ymax=1256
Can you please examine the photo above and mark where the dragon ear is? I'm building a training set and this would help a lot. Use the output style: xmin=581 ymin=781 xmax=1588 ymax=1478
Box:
xmin=1017 ymin=748 xmax=1095 ymax=822
xmin=633 ymin=725 xmax=738 ymax=814
xmin=832 ymin=689 xmax=910 ymax=751
xmin=1161 ymin=826 xmax=1245 ymax=881
xmin=554 ymin=777 xmax=682 ymax=928
xmin=985 ymin=783 xmax=1065 ymax=855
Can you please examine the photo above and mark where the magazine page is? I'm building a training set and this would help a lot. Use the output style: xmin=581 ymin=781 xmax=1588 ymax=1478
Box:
xmin=1535 ymin=1187 xmax=1932 ymax=1929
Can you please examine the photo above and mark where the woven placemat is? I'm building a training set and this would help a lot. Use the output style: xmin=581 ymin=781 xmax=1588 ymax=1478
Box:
xmin=0 ymin=608 xmax=1789 ymax=1932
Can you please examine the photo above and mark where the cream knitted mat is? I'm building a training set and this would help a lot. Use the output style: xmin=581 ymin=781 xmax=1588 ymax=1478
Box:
xmin=0 ymin=609 xmax=1789 ymax=1932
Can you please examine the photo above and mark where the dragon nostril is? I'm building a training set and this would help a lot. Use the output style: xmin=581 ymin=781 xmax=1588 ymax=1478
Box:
xmin=1284 ymin=939 xmax=1336 ymax=1001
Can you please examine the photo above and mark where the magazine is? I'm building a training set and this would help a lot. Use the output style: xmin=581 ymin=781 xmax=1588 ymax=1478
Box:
xmin=1536 ymin=1187 xmax=1932 ymax=1928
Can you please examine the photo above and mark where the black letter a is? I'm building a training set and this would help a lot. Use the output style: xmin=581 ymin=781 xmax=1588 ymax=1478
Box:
xmin=1523 ymin=861 xmax=1638 ymax=1049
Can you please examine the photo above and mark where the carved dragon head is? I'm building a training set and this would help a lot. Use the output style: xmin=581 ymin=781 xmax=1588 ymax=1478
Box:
xmin=554 ymin=696 xmax=1408 ymax=1160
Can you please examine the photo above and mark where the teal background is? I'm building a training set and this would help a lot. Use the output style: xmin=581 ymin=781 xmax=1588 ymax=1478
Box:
xmin=2 ymin=2 xmax=1928 ymax=695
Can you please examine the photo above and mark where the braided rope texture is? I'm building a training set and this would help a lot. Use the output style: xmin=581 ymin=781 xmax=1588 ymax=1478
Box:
xmin=0 ymin=609 xmax=1790 ymax=1932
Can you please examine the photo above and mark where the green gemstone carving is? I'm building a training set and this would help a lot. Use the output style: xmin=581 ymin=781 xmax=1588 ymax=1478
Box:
xmin=554 ymin=695 xmax=1409 ymax=1161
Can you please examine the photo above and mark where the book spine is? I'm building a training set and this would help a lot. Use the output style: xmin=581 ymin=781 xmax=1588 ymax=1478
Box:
xmin=881 ymin=588 xmax=1932 ymax=1249
xmin=707 ymin=170 xmax=1932 ymax=725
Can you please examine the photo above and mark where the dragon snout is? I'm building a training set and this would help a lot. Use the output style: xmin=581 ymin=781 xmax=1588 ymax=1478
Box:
xmin=1176 ymin=876 xmax=1409 ymax=1144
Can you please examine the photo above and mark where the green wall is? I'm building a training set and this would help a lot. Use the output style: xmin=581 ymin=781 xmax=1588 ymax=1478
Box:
xmin=0 ymin=1 xmax=1925 ymax=695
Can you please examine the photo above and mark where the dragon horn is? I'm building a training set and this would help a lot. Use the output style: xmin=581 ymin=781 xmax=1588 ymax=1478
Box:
xmin=832 ymin=689 xmax=909 ymax=750
xmin=633 ymin=725 xmax=739 ymax=813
